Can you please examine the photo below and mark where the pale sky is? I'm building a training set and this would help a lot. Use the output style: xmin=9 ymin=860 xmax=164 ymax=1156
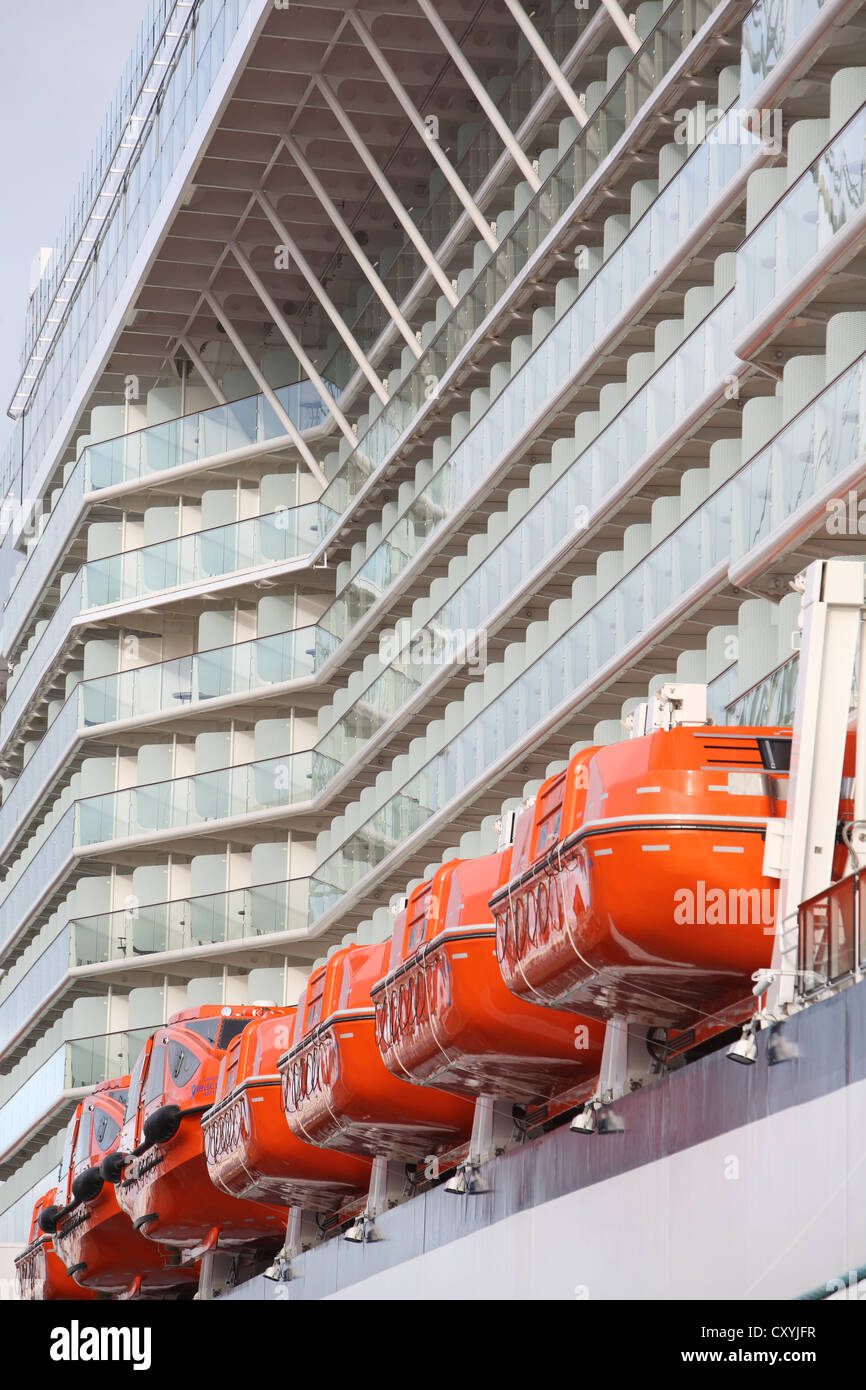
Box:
xmin=0 ymin=0 xmax=148 ymax=457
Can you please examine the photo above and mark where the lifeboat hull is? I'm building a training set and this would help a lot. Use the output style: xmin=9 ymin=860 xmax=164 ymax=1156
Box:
xmin=203 ymin=1078 xmax=371 ymax=1209
xmin=115 ymin=1116 xmax=285 ymax=1251
xmin=14 ymin=1238 xmax=98 ymax=1301
xmin=53 ymin=1186 xmax=197 ymax=1295
xmin=282 ymin=1015 xmax=474 ymax=1162
xmin=498 ymin=823 xmax=776 ymax=1027
xmin=375 ymin=928 xmax=604 ymax=1104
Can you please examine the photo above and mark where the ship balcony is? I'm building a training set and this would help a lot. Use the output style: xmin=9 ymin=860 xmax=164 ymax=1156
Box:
xmin=734 ymin=92 xmax=866 ymax=368
xmin=0 ymin=1024 xmax=156 ymax=1177
xmin=3 ymin=0 xmax=734 ymax=673
xmin=310 ymin=349 xmax=866 ymax=928
xmin=0 ymin=873 xmax=319 ymax=1071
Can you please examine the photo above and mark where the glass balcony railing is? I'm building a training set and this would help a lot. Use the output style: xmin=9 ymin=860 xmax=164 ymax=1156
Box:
xmin=73 ymin=748 xmax=333 ymax=849
xmin=737 ymin=103 xmax=866 ymax=328
xmin=0 ymin=929 xmax=71 ymax=1058
xmin=2 ymin=382 xmax=333 ymax=659
xmin=741 ymin=0 xmax=830 ymax=103
xmin=3 ymin=0 xmax=690 ymax=670
xmin=315 ymin=0 xmax=714 ymax=525
xmin=311 ymin=482 xmax=737 ymax=917
xmin=317 ymin=292 xmax=741 ymax=769
xmin=726 ymin=655 xmax=800 ymax=725
xmin=0 ymin=286 xmax=740 ymax=864
xmin=72 ymin=875 xmax=311 ymax=963
xmin=0 ymin=1027 xmax=155 ymax=1161
xmin=319 ymin=0 xmax=581 ymax=388
xmin=0 ymin=874 xmax=311 ymax=1062
xmin=0 ymin=504 xmax=327 ymax=755
xmin=0 ymin=622 xmax=340 ymax=860
xmin=13 ymin=0 xmax=266 ymax=517
xmin=0 ymin=811 xmax=76 ymax=957
xmin=83 ymin=503 xmax=323 ymax=608
xmin=732 ymin=352 xmax=866 ymax=558
xmin=310 ymin=358 xmax=866 ymax=919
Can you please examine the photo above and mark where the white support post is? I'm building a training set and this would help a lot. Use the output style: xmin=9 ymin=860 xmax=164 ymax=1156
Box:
xmin=413 ymin=0 xmax=542 ymax=192
xmin=203 ymin=293 xmax=327 ymax=488
xmin=766 ymin=560 xmax=866 ymax=1012
xmin=601 ymin=0 xmax=642 ymax=53
xmin=254 ymin=190 xmax=389 ymax=404
xmin=228 ymin=240 xmax=357 ymax=446
xmin=348 ymin=11 xmax=498 ymax=252
xmin=282 ymin=132 xmax=422 ymax=360
xmin=316 ymin=76 xmax=459 ymax=307
xmin=177 ymin=335 xmax=227 ymax=405
xmin=501 ymin=0 xmax=589 ymax=126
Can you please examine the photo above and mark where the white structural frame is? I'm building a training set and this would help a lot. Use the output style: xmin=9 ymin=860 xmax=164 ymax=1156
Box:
xmin=203 ymin=292 xmax=327 ymax=487
xmin=413 ymin=0 xmax=542 ymax=192
xmin=767 ymin=559 xmax=866 ymax=1011
xmin=281 ymin=133 xmax=422 ymax=359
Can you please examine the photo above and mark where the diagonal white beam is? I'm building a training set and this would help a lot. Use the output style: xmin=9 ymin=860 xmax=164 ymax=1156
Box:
xmin=601 ymin=0 xmax=642 ymax=54
xmin=282 ymin=132 xmax=422 ymax=360
xmin=413 ymin=0 xmax=541 ymax=191
xmin=501 ymin=0 xmax=589 ymax=126
xmin=203 ymin=292 xmax=327 ymax=488
xmin=178 ymin=336 xmax=227 ymax=405
xmin=348 ymin=11 xmax=497 ymax=253
xmin=228 ymin=240 xmax=357 ymax=447
xmin=254 ymin=191 xmax=389 ymax=405
xmin=316 ymin=75 xmax=459 ymax=308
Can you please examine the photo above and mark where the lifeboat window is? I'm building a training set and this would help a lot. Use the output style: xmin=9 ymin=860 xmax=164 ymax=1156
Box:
xmin=143 ymin=1042 xmax=167 ymax=1106
xmin=534 ymin=774 xmax=566 ymax=858
xmin=93 ymin=1108 xmax=120 ymax=1152
xmin=758 ymin=737 xmax=791 ymax=772
xmin=58 ymin=1115 xmax=77 ymax=1182
xmin=168 ymin=1039 xmax=200 ymax=1086
xmin=217 ymin=1019 xmax=250 ymax=1051
xmin=306 ymin=975 xmax=326 ymax=1030
xmin=74 ymin=1107 xmax=93 ymax=1165
xmin=125 ymin=1049 xmax=148 ymax=1123
xmin=181 ymin=1018 xmax=221 ymax=1046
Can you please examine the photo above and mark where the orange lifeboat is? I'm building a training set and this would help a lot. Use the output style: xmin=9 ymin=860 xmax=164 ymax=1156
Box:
xmin=202 ymin=1006 xmax=371 ymax=1211
xmin=280 ymin=942 xmax=475 ymax=1162
xmin=47 ymin=1077 xmax=198 ymax=1296
xmin=15 ymin=1188 xmax=98 ymax=1301
xmin=372 ymin=851 xmax=604 ymax=1104
xmin=107 ymin=1005 xmax=286 ymax=1253
xmin=493 ymin=726 xmax=793 ymax=1029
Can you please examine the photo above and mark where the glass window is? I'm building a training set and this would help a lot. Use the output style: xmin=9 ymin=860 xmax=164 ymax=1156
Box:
xmin=93 ymin=1107 xmax=121 ymax=1152
xmin=143 ymin=1041 xmax=166 ymax=1106
xmin=216 ymin=1018 xmax=249 ymax=1051
xmin=73 ymin=1106 xmax=92 ymax=1165
xmin=125 ymin=1048 xmax=147 ymax=1123
xmin=58 ymin=1115 xmax=77 ymax=1182
xmin=182 ymin=1017 xmax=220 ymax=1045
xmin=168 ymin=1038 xmax=200 ymax=1086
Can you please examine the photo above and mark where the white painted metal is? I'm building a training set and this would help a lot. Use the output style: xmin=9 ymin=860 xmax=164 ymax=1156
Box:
xmin=282 ymin=133 xmax=422 ymax=359
xmin=315 ymin=77 xmax=459 ymax=307
xmin=601 ymin=0 xmax=642 ymax=54
xmin=413 ymin=0 xmax=542 ymax=192
xmin=768 ymin=561 xmax=866 ymax=1010
xmin=254 ymin=191 xmax=389 ymax=404
xmin=203 ymin=293 xmax=327 ymax=487
xmin=348 ymin=12 xmax=499 ymax=251
xmin=501 ymin=0 xmax=589 ymax=126
xmin=228 ymin=241 xmax=357 ymax=445
xmin=177 ymin=335 xmax=227 ymax=405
